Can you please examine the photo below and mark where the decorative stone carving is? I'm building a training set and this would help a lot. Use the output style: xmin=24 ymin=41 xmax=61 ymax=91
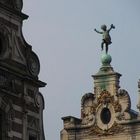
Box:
xmin=0 ymin=24 xmax=10 ymax=59
xmin=116 ymin=89 xmax=131 ymax=120
xmin=27 ymin=52 xmax=40 ymax=77
xmin=34 ymin=90 xmax=41 ymax=108
xmin=0 ymin=71 xmax=23 ymax=95
xmin=15 ymin=0 xmax=23 ymax=11
xmin=81 ymin=93 xmax=96 ymax=125
xmin=88 ymin=122 xmax=124 ymax=136
xmin=0 ymin=17 xmax=18 ymax=31
xmin=113 ymin=100 xmax=122 ymax=113
xmin=26 ymin=87 xmax=41 ymax=109
xmin=28 ymin=116 xmax=40 ymax=131
xmin=95 ymin=90 xmax=124 ymax=131
xmin=0 ymin=95 xmax=15 ymax=139
xmin=11 ymin=30 xmax=26 ymax=64
xmin=12 ymin=79 xmax=24 ymax=95
xmin=80 ymin=89 xmax=131 ymax=133
xmin=82 ymin=110 xmax=95 ymax=125
xmin=97 ymin=90 xmax=114 ymax=105
xmin=118 ymin=89 xmax=131 ymax=111
xmin=0 ymin=1 xmax=46 ymax=140
xmin=0 ymin=0 xmax=23 ymax=11
xmin=96 ymin=103 xmax=116 ymax=130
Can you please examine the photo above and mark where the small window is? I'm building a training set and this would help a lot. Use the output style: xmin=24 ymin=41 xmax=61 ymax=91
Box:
xmin=29 ymin=135 xmax=37 ymax=140
xmin=100 ymin=108 xmax=111 ymax=124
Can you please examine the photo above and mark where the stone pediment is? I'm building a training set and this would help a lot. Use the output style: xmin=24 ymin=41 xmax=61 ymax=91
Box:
xmin=62 ymin=89 xmax=138 ymax=137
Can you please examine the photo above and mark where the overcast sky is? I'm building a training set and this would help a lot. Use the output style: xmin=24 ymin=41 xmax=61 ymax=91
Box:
xmin=23 ymin=0 xmax=140 ymax=139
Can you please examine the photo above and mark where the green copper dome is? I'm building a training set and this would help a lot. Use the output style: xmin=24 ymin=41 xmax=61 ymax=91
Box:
xmin=101 ymin=53 xmax=112 ymax=66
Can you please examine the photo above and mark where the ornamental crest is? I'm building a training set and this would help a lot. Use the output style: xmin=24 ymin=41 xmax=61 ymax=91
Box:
xmin=97 ymin=90 xmax=114 ymax=105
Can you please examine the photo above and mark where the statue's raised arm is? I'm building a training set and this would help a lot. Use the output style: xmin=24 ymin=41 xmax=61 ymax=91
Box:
xmin=94 ymin=24 xmax=115 ymax=54
xmin=94 ymin=28 xmax=103 ymax=34
xmin=108 ymin=24 xmax=115 ymax=32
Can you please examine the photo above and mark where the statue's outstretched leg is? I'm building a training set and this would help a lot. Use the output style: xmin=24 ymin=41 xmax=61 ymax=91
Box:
xmin=101 ymin=42 xmax=104 ymax=51
xmin=106 ymin=44 xmax=108 ymax=54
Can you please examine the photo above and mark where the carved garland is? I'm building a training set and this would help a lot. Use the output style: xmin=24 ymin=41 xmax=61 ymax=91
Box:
xmin=88 ymin=122 xmax=124 ymax=136
xmin=97 ymin=90 xmax=114 ymax=105
xmin=97 ymin=90 xmax=122 ymax=113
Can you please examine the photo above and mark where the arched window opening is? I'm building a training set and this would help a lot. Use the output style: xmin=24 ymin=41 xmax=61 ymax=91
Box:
xmin=100 ymin=108 xmax=111 ymax=124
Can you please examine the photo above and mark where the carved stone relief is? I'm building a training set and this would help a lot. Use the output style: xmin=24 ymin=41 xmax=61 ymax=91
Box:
xmin=14 ymin=0 xmax=23 ymax=11
xmin=0 ymin=0 xmax=23 ymax=11
xmin=27 ymin=52 xmax=40 ymax=77
xmin=12 ymin=78 xmax=24 ymax=95
xmin=11 ymin=30 xmax=26 ymax=64
xmin=0 ymin=70 xmax=24 ymax=96
xmin=34 ymin=91 xmax=42 ymax=108
xmin=97 ymin=90 xmax=114 ymax=105
xmin=96 ymin=103 xmax=116 ymax=130
xmin=28 ymin=115 xmax=40 ymax=131
xmin=80 ymin=90 xmax=130 ymax=135
xmin=0 ymin=24 xmax=10 ymax=59
xmin=0 ymin=95 xmax=15 ymax=139
xmin=26 ymin=87 xmax=40 ymax=108
xmin=81 ymin=93 xmax=96 ymax=125
xmin=115 ymin=89 xmax=131 ymax=121
xmin=88 ymin=122 xmax=124 ymax=136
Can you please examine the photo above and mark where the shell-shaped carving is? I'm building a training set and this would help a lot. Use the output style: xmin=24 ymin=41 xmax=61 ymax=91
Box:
xmin=81 ymin=93 xmax=95 ymax=106
xmin=27 ymin=51 xmax=40 ymax=77
xmin=118 ymin=89 xmax=131 ymax=112
xmin=116 ymin=89 xmax=131 ymax=120
xmin=81 ymin=93 xmax=96 ymax=125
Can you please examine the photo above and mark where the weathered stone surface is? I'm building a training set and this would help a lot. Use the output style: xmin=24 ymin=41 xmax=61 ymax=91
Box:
xmin=0 ymin=1 xmax=46 ymax=140
xmin=0 ymin=0 xmax=23 ymax=11
xmin=61 ymin=54 xmax=139 ymax=140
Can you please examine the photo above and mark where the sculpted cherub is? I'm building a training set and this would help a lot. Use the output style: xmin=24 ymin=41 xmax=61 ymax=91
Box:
xmin=94 ymin=24 xmax=115 ymax=53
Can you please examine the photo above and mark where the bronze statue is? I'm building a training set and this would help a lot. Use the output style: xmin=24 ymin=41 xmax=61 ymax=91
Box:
xmin=94 ymin=24 xmax=115 ymax=53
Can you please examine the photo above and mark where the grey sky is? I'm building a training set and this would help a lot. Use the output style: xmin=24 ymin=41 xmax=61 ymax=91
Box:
xmin=23 ymin=0 xmax=140 ymax=139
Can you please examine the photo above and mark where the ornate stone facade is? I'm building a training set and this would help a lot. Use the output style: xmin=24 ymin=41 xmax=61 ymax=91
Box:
xmin=61 ymin=53 xmax=140 ymax=140
xmin=0 ymin=0 xmax=46 ymax=140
